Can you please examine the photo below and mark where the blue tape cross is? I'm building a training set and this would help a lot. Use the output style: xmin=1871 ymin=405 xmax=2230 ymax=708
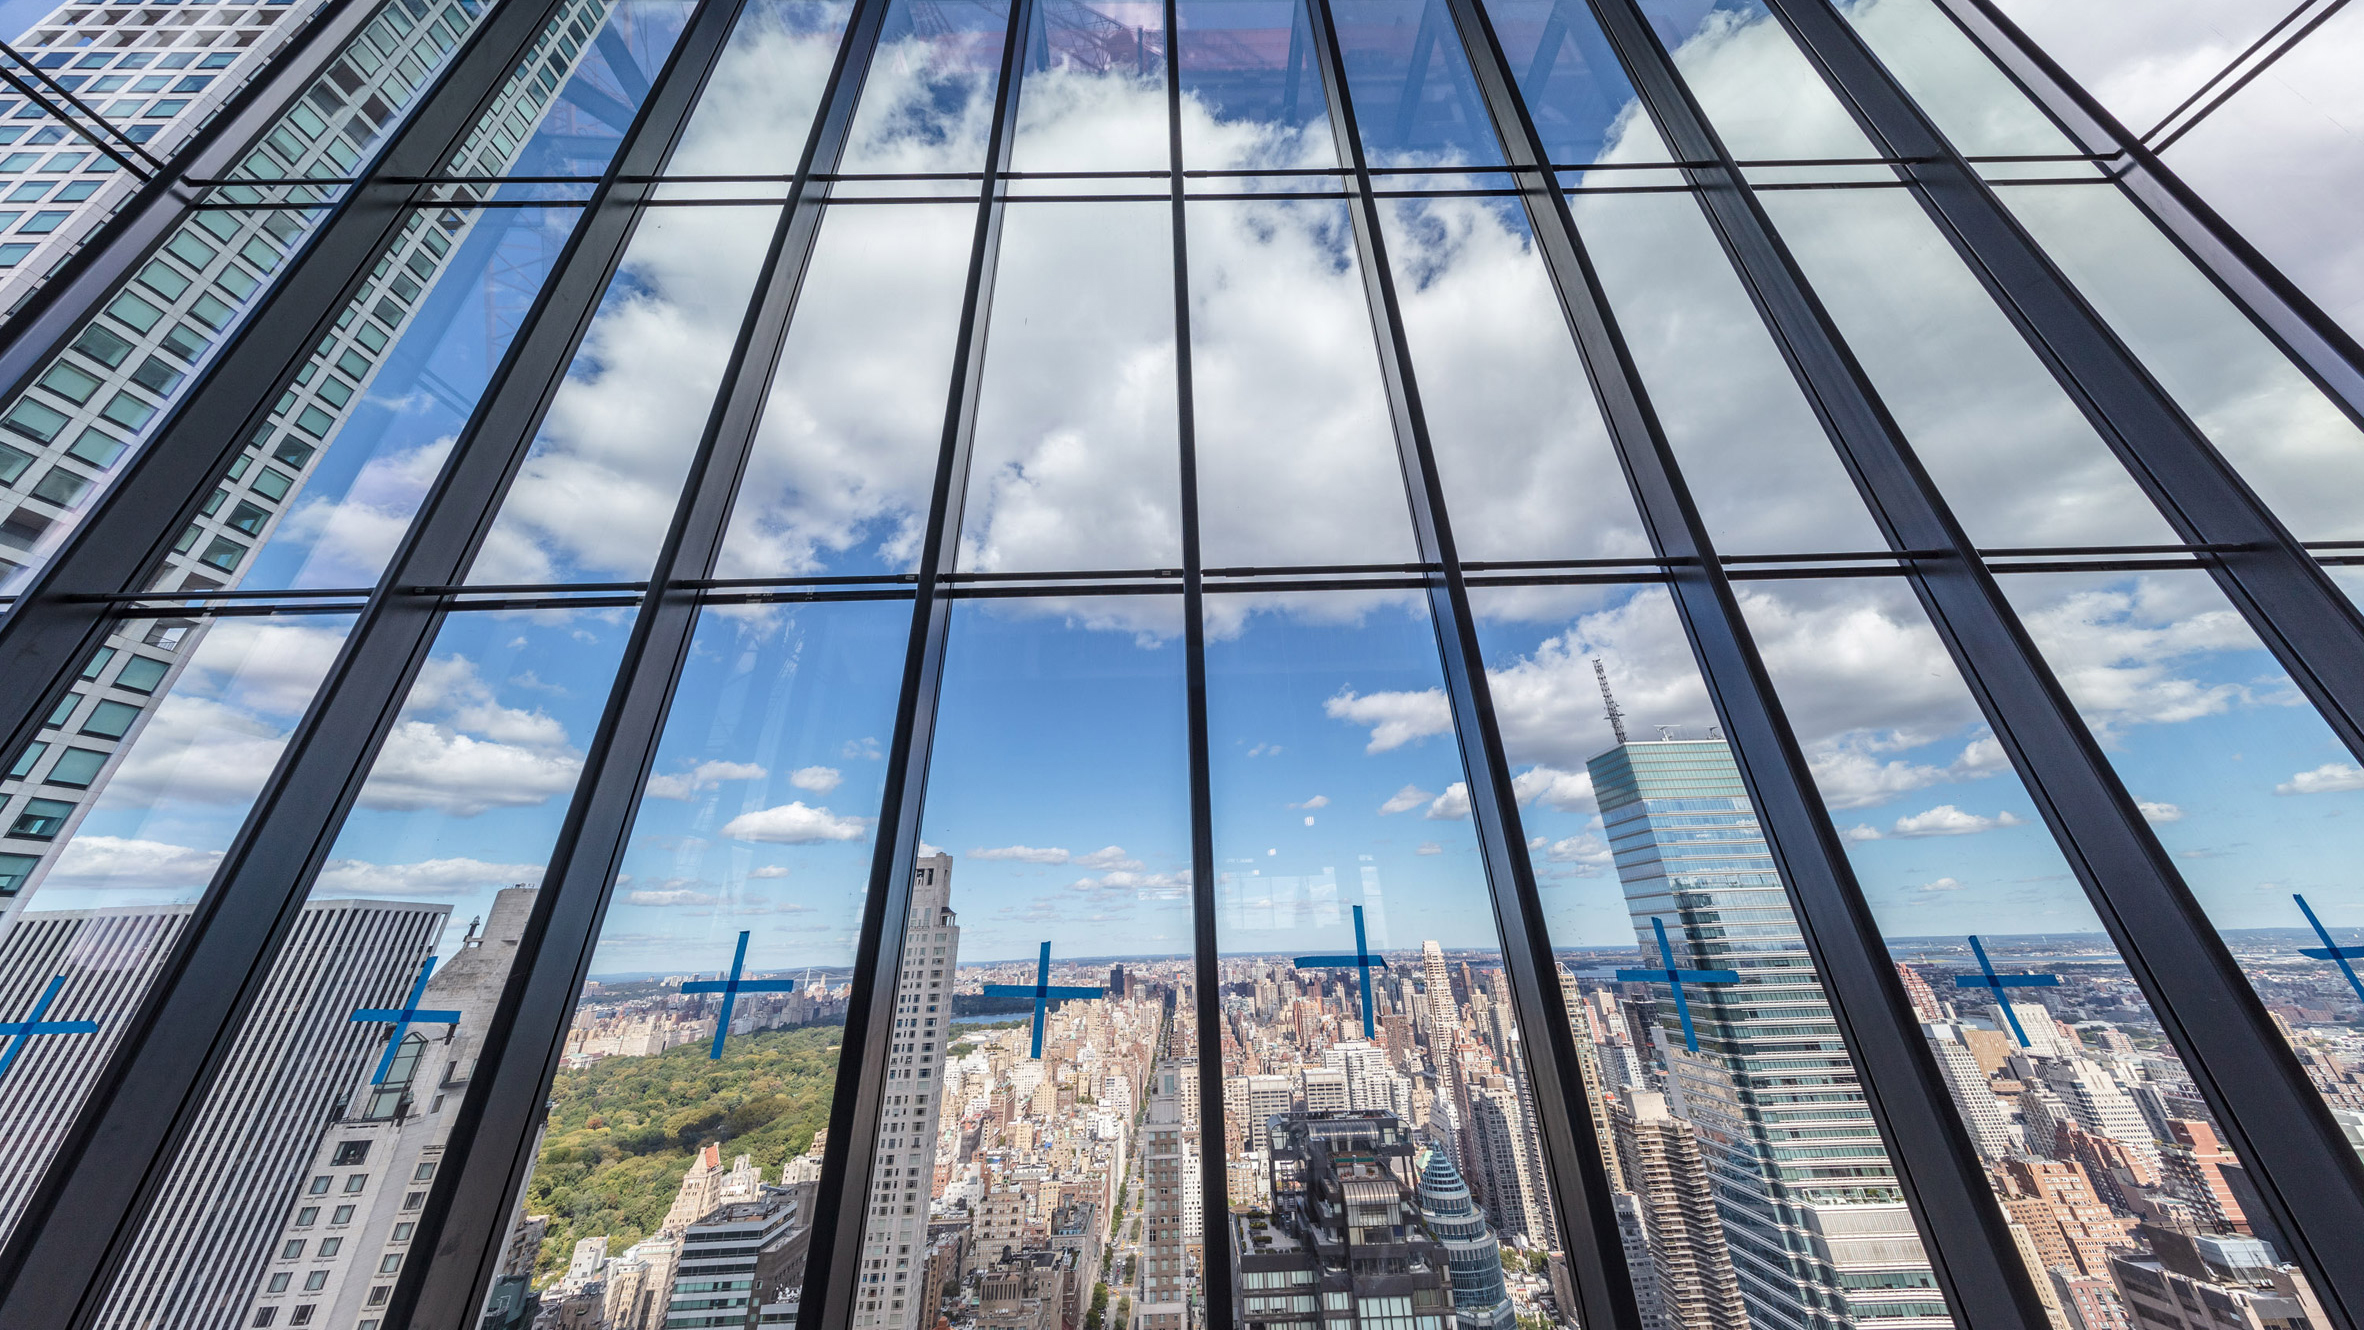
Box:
xmin=981 ymin=942 xmax=1103 ymax=1059
xmin=1294 ymin=904 xmax=1390 ymax=1039
xmin=348 ymin=956 xmax=463 ymax=1084
xmin=1951 ymin=934 xmax=2059 ymax=1048
xmin=0 ymin=975 xmax=99 ymax=1083
xmin=681 ymin=930 xmax=801 ymax=1060
xmin=2295 ymin=893 xmax=2364 ymax=1009
xmin=1617 ymin=917 xmax=1739 ymax=1053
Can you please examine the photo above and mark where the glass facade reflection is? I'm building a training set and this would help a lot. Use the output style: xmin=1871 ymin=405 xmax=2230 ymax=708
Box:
xmin=0 ymin=1 xmax=2362 ymax=1330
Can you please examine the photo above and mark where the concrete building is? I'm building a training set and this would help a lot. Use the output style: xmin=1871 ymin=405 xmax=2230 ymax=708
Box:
xmin=1138 ymin=1060 xmax=1192 ymax=1330
xmin=1611 ymin=1090 xmax=1747 ymax=1330
xmin=1233 ymin=1112 xmax=1451 ymax=1330
xmin=664 ymin=1179 xmax=818 ymax=1329
xmin=857 ymin=851 xmax=962 ymax=1330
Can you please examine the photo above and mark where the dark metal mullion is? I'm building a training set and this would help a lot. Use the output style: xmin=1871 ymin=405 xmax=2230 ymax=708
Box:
xmin=0 ymin=0 xmax=742 ymax=1321
xmin=0 ymin=58 xmax=159 ymax=180
xmin=1925 ymin=0 xmax=2364 ymax=436
xmin=0 ymin=0 xmax=372 ymax=363
xmin=1445 ymin=5 xmax=2050 ymax=1330
xmin=1583 ymin=1 xmax=2364 ymax=1323
xmin=392 ymin=0 xmax=903 ymax=1320
xmin=1296 ymin=7 xmax=1638 ymax=1329
xmin=1763 ymin=0 xmax=2364 ymax=766
xmin=1167 ymin=0 xmax=1233 ymax=1323
xmin=0 ymin=0 xmax=581 ymax=822
xmin=2146 ymin=0 xmax=2350 ymax=153
xmin=802 ymin=0 xmax=1037 ymax=1322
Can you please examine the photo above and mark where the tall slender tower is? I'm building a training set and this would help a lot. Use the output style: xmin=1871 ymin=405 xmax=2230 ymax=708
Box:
xmin=1611 ymin=1091 xmax=1747 ymax=1330
xmin=1590 ymin=737 xmax=1941 ymax=1330
xmin=1416 ymin=1147 xmax=1515 ymax=1330
xmin=855 ymin=852 xmax=960 ymax=1330
xmin=1421 ymin=940 xmax=1457 ymax=1038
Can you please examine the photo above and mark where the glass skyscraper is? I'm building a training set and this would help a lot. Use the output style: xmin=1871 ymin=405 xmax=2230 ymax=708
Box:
xmin=0 ymin=0 xmax=2360 ymax=1327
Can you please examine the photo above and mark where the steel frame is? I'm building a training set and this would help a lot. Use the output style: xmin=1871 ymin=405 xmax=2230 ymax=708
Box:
xmin=0 ymin=0 xmax=2359 ymax=1323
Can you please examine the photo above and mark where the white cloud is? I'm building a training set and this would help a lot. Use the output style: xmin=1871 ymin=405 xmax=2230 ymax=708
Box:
xmin=2137 ymin=800 xmax=2184 ymax=823
xmin=1379 ymin=784 xmax=1434 ymax=815
xmin=843 ymin=737 xmax=884 ymax=760
xmin=789 ymin=765 xmax=843 ymax=793
xmin=2279 ymin=764 xmax=2364 ymax=795
xmin=749 ymin=865 xmax=792 ymax=879
xmin=1288 ymin=795 xmax=1330 ymax=810
xmin=646 ymin=760 xmax=770 ymax=801
xmin=45 ymin=836 xmax=223 ymax=891
xmin=722 ymin=802 xmax=868 ymax=843
xmin=315 ymin=857 xmax=548 ymax=896
xmin=1917 ymin=876 xmax=1966 ymax=893
xmin=969 ymin=845 xmax=1141 ymax=870
xmin=1425 ymin=784 xmax=1472 ymax=821
xmin=1890 ymin=806 xmax=2024 ymax=838
xmin=1415 ymin=842 xmax=1444 ymax=855
xmin=275 ymin=437 xmax=455 ymax=587
xmin=629 ymin=888 xmax=720 ymax=907
xmin=1542 ymin=833 xmax=1612 ymax=874
xmin=358 ymin=721 xmax=583 ymax=816
xmin=1325 ymin=688 xmax=1451 ymax=753
xmin=1511 ymin=766 xmax=1594 ymax=812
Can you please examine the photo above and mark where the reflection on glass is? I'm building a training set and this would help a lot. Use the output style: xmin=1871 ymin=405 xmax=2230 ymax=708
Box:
xmin=1741 ymin=575 xmax=2332 ymax=1330
xmin=2000 ymin=184 xmax=2364 ymax=543
xmin=1007 ymin=0 xmax=1169 ymax=180
xmin=468 ymin=205 xmax=781 ymax=585
xmin=1208 ymin=592 xmax=1572 ymax=1330
xmin=1995 ymin=570 xmax=2364 ymax=1129
xmin=1469 ymin=584 xmax=1950 ymax=1330
xmin=1479 ymin=0 xmax=1673 ymax=172
xmin=1371 ymin=189 xmax=1646 ymax=566
xmin=834 ymin=0 xmax=1017 ymax=189
xmin=861 ymin=601 xmax=1195 ymax=1330
xmin=1571 ymin=191 xmax=1886 ymax=555
xmin=1832 ymin=0 xmax=2076 ymax=163
xmin=0 ymin=611 xmax=355 ymax=1252
xmin=960 ymin=202 xmax=1181 ymax=576
xmin=1632 ymin=0 xmax=1880 ymax=164
xmin=1330 ymin=0 xmax=1505 ymax=170
xmin=719 ymin=204 xmax=975 ymax=580
xmin=1177 ymin=0 xmax=1338 ymax=173
xmin=88 ymin=607 xmax=629 ymax=1329
xmin=476 ymin=601 xmax=906 ymax=1322
xmin=1187 ymin=198 xmax=1414 ymax=569
xmin=666 ymin=0 xmax=861 ymax=182
xmin=450 ymin=0 xmax=698 ymax=182
xmin=1759 ymin=188 xmax=2177 ymax=549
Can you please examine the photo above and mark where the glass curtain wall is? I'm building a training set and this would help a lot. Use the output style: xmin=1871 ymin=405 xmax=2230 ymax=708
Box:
xmin=0 ymin=0 xmax=2362 ymax=1328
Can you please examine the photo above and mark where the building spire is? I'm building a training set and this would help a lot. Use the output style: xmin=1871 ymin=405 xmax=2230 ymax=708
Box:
xmin=1592 ymin=657 xmax=1628 ymax=745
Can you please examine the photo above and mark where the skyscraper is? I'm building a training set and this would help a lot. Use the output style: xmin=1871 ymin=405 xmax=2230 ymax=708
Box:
xmin=1414 ymin=1147 xmax=1514 ymax=1330
xmin=1234 ymin=1112 xmax=1451 ymax=1330
xmin=1138 ymin=1059 xmax=1192 ymax=1330
xmin=1421 ymin=941 xmax=1456 ymax=1038
xmin=1591 ymin=738 xmax=1941 ymax=1330
xmin=1611 ymin=1090 xmax=1747 ymax=1330
xmin=855 ymin=851 xmax=961 ymax=1330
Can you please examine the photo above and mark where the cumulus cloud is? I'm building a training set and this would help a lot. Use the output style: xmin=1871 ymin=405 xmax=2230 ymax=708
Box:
xmin=1415 ymin=841 xmax=1444 ymax=855
xmin=2279 ymin=764 xmax=2364 ymax=795
xmin=1288 ymin=795 xmax=1330 ymax=810
xmin=646 ymin=760 xmax=770 ymax=801
xmin=1325 ymin=688 xmax=1451 ymax=753
xmin=351 ymin=651 xmax=586 ymax=816
xmin=46 ymin=836 xmax=224 ymax=891
xmin=970 ymin=845 xmax=1141 ymax=869
xmin=315 ymin=857 xmax=548 ymax=896
xmin=1890 ymin=806 xmax=2023 ymax=838
xmin=1917 ymin=876 xmax=1966 ymax=893
xmin=1425 ymin=784 xmax=1472 ymax=821
xmin=1541 ymin=833 xmax=1612 ymax=874
xmin=789 ymin=765 xmax=843 ymax=793
xmin=749 ymin=865 xmax=793 ymax=879
xmin=722 ymin=802 xmax=868 ymax=843
xmin=1378 ymin=784 xmax=1434 ymax=815
xmin=2137 ymin=800 xmax=2185 ymax=823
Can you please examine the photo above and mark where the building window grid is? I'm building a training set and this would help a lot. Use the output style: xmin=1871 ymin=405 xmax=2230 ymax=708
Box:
xmin=0 ymin=0 xmax=2354 ymax=1322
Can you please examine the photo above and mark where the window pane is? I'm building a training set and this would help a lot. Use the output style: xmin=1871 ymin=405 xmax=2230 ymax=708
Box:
xmin=1466 ymin=584 xmax=1953 ymax=1330
xmin=1187 ymin=198 xmax=1415 ymax=568
xmin=1741 ymin=575 xmax=2331 ymax=1327
xmin=664 ymin=0 xmax=862 ymax=180
xmin=1571 ymin=190 xmax=1888 ymax=555
xmin=717 ymin=205 xmax=974 ymax=579
xmin=1176 ymin=0 xmax=1338 ymax=173
xmin=1631 ymin=0 xmax=1881 ymax=165
xmin=89 ymin=606 xmax=630 ymax=1328
xmin=492 ymin=600 xmax=906 ymax=1321
xmin=1210 ymin=592 xmax=1576 ymax=1330
xmin=1996 ymin=568 xmax=2364 ymax=1130
xmin=1007 ymin=0 xmax=1169 ymax=180
xmin=861 ymin=601 xmax=1196 ymax=1330
xmin=959 ymin=202 xmax=1181 ymax=576
xmin=0 ymin=611 xmax=356 ymax=1249
xmin=1758 ymin=188 xmax=2178 ymax=549
xmin=835 ymin=0 xmax=1017 ymax=187
xmin=466 ymin=205 xmax=781 ymax=585
xmin=1331 ymin=0 xmax=1506 ymax=171
xmin=1478 ymin=0 xmax=1673 ymax=171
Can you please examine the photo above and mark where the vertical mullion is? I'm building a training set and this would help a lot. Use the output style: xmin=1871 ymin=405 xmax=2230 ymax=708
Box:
xmin=0 ymin=0 xmax=583 ymax=805
xmin=1443 ymin=5 xmax=2052 ymax=1330
xmin=1764 ymin=0 xmax=2364 ymax=765
xmin=1167 ymin=0 xmax=1236 ymax=1322
xmin=800 ymin=0 xmax=1039 ymax=1322
xmin=391 ymin=0 xmax=905 ymax=1319
xmin=1581 ymin=1 xmax=2364 ymax=1323
xmin=1926 ymin=0 xmax=2364 ymax=424
xmin=1293 ymin=7 xmax=1639 ymax=1330
xmin=0 ymin=0 xmax=749 ymax=1319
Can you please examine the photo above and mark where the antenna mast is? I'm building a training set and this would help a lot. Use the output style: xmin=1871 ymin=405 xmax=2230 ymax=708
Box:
xmin=1593 ymin=657 xmax=1628 ymax=745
